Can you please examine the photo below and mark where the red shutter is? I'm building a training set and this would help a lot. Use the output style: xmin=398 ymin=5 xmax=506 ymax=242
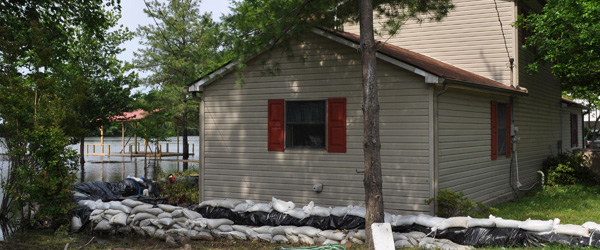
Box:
xmin=491 ymin=101 xmax=498 ymax=160
xmin=506 ymin=103 xmax=512 ymax=158
xmin=328 ymin=98 xmax=346 ymax=153
xmin=268 ymin=99 xmax=285 ymax=151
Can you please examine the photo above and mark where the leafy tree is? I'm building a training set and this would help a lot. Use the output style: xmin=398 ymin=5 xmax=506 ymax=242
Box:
xmin=135 ymin=0 xmax=227 ymax=170
xmin=0 ymin=0 xmax=130 ymax=227
xmin=57 ymin=8 xmax=136 ymax=182
xmin=223 ymin=0 xmax=453 ymax=246
xmin=518 ymin=0 xmax=600 ymax=136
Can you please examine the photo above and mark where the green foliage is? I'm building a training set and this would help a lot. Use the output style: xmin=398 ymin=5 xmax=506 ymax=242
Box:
xmin=517 ymin=0 xmax=600 ymax=93
xmin=426 ymin=189 xmax=493 ymax=218
xmin=157 ymin=170 xmax=199 ymax=204
xmin=542 ymin=152 xmax=599 ymax=186
xmin=222 ymin=0 xmax=454 ymax=75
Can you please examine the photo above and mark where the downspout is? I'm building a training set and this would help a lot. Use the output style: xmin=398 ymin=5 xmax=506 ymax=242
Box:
xmin=433 ymin=82 xmax=449 ymax=213
xmin=191 ymin=91 xmax=205 ymax=202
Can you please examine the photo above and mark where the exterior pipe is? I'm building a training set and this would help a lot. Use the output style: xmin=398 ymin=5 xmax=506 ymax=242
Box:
xmin=432 ymin=82 xmax=449 ymax=213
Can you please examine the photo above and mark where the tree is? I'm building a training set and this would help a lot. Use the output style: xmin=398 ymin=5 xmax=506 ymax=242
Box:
xmin=518 ymin=0 xmax=600 ymax=137
xmin=0 ymin=0 xmax=129 ymax=226
xmin=223 ymin=0 xmax=453 ymax=247
xmin=58 ymin=8 xmax=136 ymax=182
xmin=135 ymin=0 xmax=227 ymax=170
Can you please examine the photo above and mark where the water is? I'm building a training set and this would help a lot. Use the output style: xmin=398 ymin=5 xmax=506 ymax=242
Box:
xmin=0 ymin=136 xmax=200 ymax=240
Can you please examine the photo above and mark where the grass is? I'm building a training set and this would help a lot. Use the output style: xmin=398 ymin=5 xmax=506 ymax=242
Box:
xmin=489 ymin=184 xmax=600 ymax=224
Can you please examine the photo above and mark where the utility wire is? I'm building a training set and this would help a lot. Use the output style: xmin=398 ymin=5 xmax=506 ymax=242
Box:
xmin=493 ymin=0 xmax=512 ymax=63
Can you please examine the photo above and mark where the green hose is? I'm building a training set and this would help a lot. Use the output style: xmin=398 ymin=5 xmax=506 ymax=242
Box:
xmin=275 ymin=244 xmax=346 ymax=250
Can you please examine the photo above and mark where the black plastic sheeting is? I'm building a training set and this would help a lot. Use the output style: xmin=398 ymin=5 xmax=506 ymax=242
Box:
xmin=193 ymin=206 xmax=365 ymax=230
xmin=194 ymin=206 xmax=600 ymax=248
xmin=73 ymin=206 xmax=93 ymax=232
xmin=73 ymin=178 xmax=160 ymax=202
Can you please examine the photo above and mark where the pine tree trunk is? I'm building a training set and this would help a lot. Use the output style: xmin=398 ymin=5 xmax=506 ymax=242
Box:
xmin=360 ymin=0 xmax=384 ymax=248
xmin=79 ymin=136 xmax=86 ymax=182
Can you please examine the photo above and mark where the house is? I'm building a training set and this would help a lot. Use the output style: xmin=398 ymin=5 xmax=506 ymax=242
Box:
xmin=188 ymin=0 xmax=584 ymax=215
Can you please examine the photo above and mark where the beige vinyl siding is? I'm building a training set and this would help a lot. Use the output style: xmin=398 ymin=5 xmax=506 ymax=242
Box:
xmin=201 ymin=33 xmax=432 ymax=214
xmin=437 ymin=89 xmax=514 ymax=202
xmin=343 ymin=0 xmax=515 ymax=85
xmin=561 ymin=108 xmax=583 ymax=151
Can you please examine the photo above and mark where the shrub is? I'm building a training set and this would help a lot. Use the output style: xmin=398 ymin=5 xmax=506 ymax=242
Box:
xmin=157 ymin=170 xmax=199 ymax=204
xmin=426 ymin=189 xmax=493 ymax=218
xmin=542 ymin=151 xmax=599 ymax=186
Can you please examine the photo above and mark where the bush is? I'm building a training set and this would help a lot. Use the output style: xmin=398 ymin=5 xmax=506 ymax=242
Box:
xmin=426 ymin=189 xmax=493 ymax=218
xmin=542 ymin=151 xmax=599 ymax=186
xmin=157 ymin=170 xmax=199 ymax=204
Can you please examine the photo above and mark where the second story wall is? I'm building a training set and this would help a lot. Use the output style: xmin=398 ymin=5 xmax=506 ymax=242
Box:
xmin=344 ymin=0 xmax=516 ymax=86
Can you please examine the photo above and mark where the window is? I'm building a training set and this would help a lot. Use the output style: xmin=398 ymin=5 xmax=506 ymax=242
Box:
xmin=571 ymin=113 xmax=578 ymax=147
xmin=268 ymin=98 xmax=346 ymax=152
xmin=491 ymin=101 xmax=512 ymax=160
xmin=286 ymin=101 xmax=326 ymax=148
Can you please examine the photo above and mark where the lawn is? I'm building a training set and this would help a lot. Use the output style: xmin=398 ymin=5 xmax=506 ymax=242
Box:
xmin=489 ymin=184 xmax=600 ymax=224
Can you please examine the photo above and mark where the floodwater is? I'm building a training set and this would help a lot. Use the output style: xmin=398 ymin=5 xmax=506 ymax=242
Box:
xmin=0 ymin=136 xmax=200 ymax=240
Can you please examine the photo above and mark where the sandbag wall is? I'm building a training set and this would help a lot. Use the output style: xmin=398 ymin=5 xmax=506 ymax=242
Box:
xmin=72 ymin=197 xmax=600 ymax=248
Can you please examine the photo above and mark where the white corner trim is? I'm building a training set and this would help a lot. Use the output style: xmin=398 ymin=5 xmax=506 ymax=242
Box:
xmin=188 ymin=62 xmax=237 ymax=92
xmin=312 ymin=28 xmax=444 ymax=85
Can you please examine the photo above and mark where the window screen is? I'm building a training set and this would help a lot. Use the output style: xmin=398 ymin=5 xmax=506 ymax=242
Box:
xmin=285 ymin=101 xmax=326 ymax=148
xmin=497 ymin=103 xmax=507 ymax=156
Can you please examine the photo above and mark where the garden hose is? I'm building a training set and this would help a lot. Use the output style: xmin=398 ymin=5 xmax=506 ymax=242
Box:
xmin=275 ymin=244 xmax=346 ymax=250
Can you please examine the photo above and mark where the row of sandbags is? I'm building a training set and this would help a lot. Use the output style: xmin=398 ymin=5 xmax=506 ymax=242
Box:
xmin=73 ymin=198 xmax=471 ymax=249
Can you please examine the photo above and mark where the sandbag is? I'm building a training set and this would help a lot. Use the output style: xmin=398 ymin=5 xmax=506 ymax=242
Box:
xmin=271 ymin=226 xmax=296 ymax=236
xmin=132 ymin=226 xmax=145 ymax=236
xmin=117 ymin=225 xmax=132 ymax=234
xmin=436 ymin=217 xmax=470 ymax=231
xmin=288 ymin=234 xmax=300 ymax=243
xmin=226 ymin=231 xmax=245 ymax=240
xmin=183 ymin=209 xmax=203 ymax=220
xmin=110 ymin=213 xmax=128 ymax=226
xmin=247 ymin=203 xmax=272 ymax=213
xmin=211 ymin=199 xmax=244 ymax=209
xmin=158 ymin=218 xmax=175 ymax=227
xmin=583 ymin=222 xmax=600 ymax=232
xmin=293 ymin=226 xmax=322 ymax=237
xmin=122 ymin=199 xmax=144 ymax=208
xmin=346 ymin=206 xmax=366 ymax=218
xmin=415 ymin=214 xmax=445 ymax=228
xmin=109 ymin=201 xmax=132 ymax=214
xmin=145 ymin=207 xmax=164 ymax=216
xmin=232 ymin=202 xmax=251 ymax=213
xmin=142 ymin=226 xmax=156 ymax=236
xmin=299 ymin=234 xmax=315 ymax=245
xmin=554 ymin=224 xmax=590 ymax=237
xmin=353 ymin=230 xmax=366 ymax=240
xmin=104 ymin=209 xmax=123 ymax=216
xmin=171 ymin=209 xmax=185 ymax=218
xmin=217 ymin=224 xmax=233 ymax=232
xmin=272 ymin=197 xmax=295 ymax=213
xmin=205 ymin=218 xmax=234 ymax=229
xmin=323 ymin=239 xmax=340 ymax=245
xmin=519 ymin=218 xmax=557 ymax=232
xmin=71 ymin=216 xmax=82 ymax=232
xmin=131 ymin=204 xmax=154 ymax=214
xmin=284 ymin=208 xmax=309 ymax=219
xmin=139 ymin=219 xmax=153 ymax=227
xmin=273 ymin=234 xmax=289 ymax=243
xmin=157 ymin=212 xmax=172 ymax=219
xmin=253 ymin=226 xmax=273 ymax=234
xmin=395 ymin=239 xmax=413 ymax=248
xmin=232 ymin=225 xmax=252 ymax=233
xmin=154 ymin=229 xmax=167 ymax=240
xmin=331 ymin=206 xmax=349 ymax=217
xmin=245 ymin=229 xmax=259 ymax=241
xmin=468 ymin=218 xmax=495 ymax=228
xmin=257 ymin=233 xmax=273 ymax=242
xmin=394 ymin=215 xmax=417 ymax=226
xmin=94 ymin=220 xmax=112 ymax=231
xmin=190 ymin=230 xmax=214 ymax=241
xmin=319 ymin=230 xmax=346 ymax=241
xmin=154 ymin=204 xmax=178 ymax=212
xmin=491 ymin=215 xmax=523 ymax=229
xmin=133 ymin=213 xmax=156 ymax=222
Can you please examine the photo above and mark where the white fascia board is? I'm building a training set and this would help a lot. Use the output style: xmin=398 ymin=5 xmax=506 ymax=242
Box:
xmin=188 ymin=62 xmax=238 ymax=93
xmin=312 ymin=28 xmax=444 ymax=84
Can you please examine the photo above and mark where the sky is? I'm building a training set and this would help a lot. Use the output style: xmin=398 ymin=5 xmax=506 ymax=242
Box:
xmin=117 ymin=0 xmax=232 ymax=66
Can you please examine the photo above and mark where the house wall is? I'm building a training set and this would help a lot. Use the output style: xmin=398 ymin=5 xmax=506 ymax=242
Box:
xmin=200 ymin=33 xmax=433 ymax=214
xmin=343 ymin=0 xmax=515 ymax=85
